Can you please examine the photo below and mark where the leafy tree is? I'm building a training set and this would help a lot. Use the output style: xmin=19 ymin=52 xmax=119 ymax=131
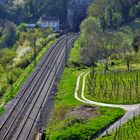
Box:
xmin=1 ymin=22 xmax=16 ymax=48
xmin=123 ymin=52 xmax=135 ymax=70
xmin=0 ymin=48 xmax=16 ymax=66
xmin=132 ymin=32 xmax=140 ymax=53
xmin=79 ymin=17 xmax=100 ymax=66
xmin=94 ymin=32 xmax=118 ymax=73
xmin=88 ymin=0 xmax=140 ymax=29
xmin=117 ymin=33 xmax=135 ymax=70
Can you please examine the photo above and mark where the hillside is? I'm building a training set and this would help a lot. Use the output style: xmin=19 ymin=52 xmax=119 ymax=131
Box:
xmin=44 ymin=0 xmax=140 ymax=139
xmin=0 ymin=0 xmax=68 ymax=23
xmin=1 ymin=0 xmax=140 ymax=139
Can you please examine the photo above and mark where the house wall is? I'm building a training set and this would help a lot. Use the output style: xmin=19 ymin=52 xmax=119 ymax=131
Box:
xmin=39 ymin=20 xmax=59 ymax=32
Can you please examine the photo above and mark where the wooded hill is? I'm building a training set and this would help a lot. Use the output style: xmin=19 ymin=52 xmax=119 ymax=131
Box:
xmin=74 ymin=0 xmax=140 ymax=67
xmin=88 ymin=0 xmax=140 ymax=31
xmin=0 ymin=0 xmax=67 ymax=24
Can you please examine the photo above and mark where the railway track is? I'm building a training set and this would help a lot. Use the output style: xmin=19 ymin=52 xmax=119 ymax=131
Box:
xmin=0 ymin=33 xmax=78 ymax=140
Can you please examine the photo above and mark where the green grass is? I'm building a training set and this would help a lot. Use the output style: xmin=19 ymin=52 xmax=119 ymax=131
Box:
xmin=110 ymin=63 xmax=140 ymax=71
xmin=46 ymin=68 xmax=124 ymax=140
xmin=68 ymin=40 xmax=82 ymax=67
xmin=86 ymin=69 xmax=140 ymax=104
xmin=54 ymin=68 xmax=84 ymax=108
xmin=97 ymin=115 xmax=140 ymax=140
xmin=0 ymin=39 xmax=56 ymax=110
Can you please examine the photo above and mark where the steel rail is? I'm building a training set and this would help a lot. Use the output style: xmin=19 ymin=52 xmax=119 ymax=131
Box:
xmin=0 ymin=35 xmax=72 ymax=131
xmin=13 ymin=35 xmax=78 ymax=140
xmin=25 ymin=35 xmax=78 ymax=140
xmin=0 ymin=34 xmax=77 ymax=140
xmin=0 ymin=35 xmax=66 ymax=130
xmin=0 ymin=35 xmax=72 ymax=136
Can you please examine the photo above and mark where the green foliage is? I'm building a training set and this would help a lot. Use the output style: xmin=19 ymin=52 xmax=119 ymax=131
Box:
xmin=98 ymin=115 xmax=140 ymax=140
xmin=0 ymin=48 xmax=16 ymax=66
xmin=88 ymin=0 xmax=140 ymax=30
xmin=41 ymin=0 xmax=68 ymax=22
xmin=7 ymin=68 xmax=23 ymax=84
xmin=47 ymin=107 xmax=124 ymax=140
xmin=1 ymin=22 xmax=17 ymax=48
xmin=46 ymin=68 xmax=124 ymax=140
xmin=68 ymin=40 xmax=82 ymax=67
xmin=87 ymin=68 xmax=140 ymax=104
xmin=0 ymin=0 xmax=68 ymax=24
xmin=2 ymin=39 xmax=55 ymax=104
xmin=0 ymin=107 xmax=4 ymax=116
xmin=132 ymin=31 xmax=140 ymax=53
xmin=16 ymin=54 xmax=33 ymax=69
xmin=0 ymin=26 xmax=56 ymax=106
xmin=77 ymin=0 xmax=140 ymax=68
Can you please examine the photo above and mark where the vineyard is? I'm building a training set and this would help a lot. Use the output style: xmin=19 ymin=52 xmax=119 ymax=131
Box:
xmin=87 ymin=68 xmax=140 ymax=104
xmin=98 ymin=114 xmax=140 ymax=140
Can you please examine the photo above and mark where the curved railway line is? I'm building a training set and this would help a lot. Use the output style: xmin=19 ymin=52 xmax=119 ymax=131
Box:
xmin=0 ymin=33 xmax=78 ymax=140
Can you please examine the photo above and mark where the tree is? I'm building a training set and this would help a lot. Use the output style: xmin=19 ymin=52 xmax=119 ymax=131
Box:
xmin=1 ymin=22 xmax=16 ymax=48
xmin=0 ymin=64 xmax=4 ymax=77
xmin=132 ymin=32 xmax=140 ymax=53
xmin=0 ymin=48 xmax=16 ymax=67
xmin=80 ymin=17 xmax=118 ymax=69
xmin=79 ymin=17 xmax=101 ymax=66
xmin=117 ymin=33 xmax=135 ymax=70
xmin=123 ymin=52 xmax=135 ymax=70
xmin=99 ymin=16 xmax=107 ymax=32
xmin=88 ymin=0 xmax=140 ymax=29
xmin=94 ymin=32 xmax=118 ymax=73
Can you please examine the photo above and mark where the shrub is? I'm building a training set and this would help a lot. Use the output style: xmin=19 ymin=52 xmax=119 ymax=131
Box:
xmin=16 ymin=54 xmax=33 ymax=69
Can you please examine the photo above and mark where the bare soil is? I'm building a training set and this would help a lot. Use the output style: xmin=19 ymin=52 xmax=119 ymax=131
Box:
xmin=66 ymin=105 xmax=100 ymax=120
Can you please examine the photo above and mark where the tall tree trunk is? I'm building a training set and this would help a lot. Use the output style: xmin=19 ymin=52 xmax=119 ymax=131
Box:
xmin=104 ymin=59 xmax=109 ymax=74
xmin=127 ymin=61 xmax=130 ymax=71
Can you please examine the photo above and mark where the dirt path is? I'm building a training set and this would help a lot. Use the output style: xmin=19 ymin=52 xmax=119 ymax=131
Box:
xmin=74 ymin=72 xmax=140 ymax=138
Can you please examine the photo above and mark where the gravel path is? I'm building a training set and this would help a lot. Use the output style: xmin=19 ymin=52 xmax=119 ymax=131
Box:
xmin=74 ymin=72 xmax=140 ymax=138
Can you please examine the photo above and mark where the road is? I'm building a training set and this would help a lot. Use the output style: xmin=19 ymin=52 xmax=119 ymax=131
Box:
xmin=74 ymin=72 xmax=140 ymax=139
xmin=0 ymin=33 xmax=78 ymax=140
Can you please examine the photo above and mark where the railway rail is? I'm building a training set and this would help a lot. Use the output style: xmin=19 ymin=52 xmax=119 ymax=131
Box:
xmin=0 ymin=33 xmax=78 ymax=140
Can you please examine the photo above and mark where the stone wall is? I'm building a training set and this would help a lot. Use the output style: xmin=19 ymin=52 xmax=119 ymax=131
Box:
xmin=67 ymin=0 xmax=92 ymax=31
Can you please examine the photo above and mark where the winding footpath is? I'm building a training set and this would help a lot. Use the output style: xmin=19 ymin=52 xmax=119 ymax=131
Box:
xmin=74 ymin=72 xmax=140 ymax=138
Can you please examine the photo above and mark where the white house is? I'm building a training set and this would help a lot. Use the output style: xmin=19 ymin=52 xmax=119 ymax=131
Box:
xmin=37 ymin=16 xmax=60 ymax=32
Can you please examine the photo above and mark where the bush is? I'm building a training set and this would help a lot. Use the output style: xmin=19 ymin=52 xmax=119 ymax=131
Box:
xmin=7 ymin=68 xmax=23 ymax=85
xmin=0 ymin=48 xmax=16 ymax=66
xmin=16 ymin=56 xmax=32 ymax=69
xmin=0 ymin=85 xmax=8 ymax=97
xmin=0 ymin=107 xmax=4 ymax=116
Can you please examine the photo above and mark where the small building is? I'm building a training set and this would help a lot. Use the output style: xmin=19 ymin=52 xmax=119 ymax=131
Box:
xmin=37 ymin=16 xmax=60 ymax=32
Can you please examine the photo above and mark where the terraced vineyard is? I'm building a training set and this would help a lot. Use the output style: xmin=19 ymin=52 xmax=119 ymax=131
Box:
xmin=87 ymin=69 xmax=140 ymax=104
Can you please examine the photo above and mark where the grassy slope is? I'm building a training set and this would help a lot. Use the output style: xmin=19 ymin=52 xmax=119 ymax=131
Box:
xmin=46 ymin=66 xmax=124 ymax=139
xmin=45 ymin=18 xmax=140 ymax=139
xmin=68 ymin=40 xmax=82 ymax=67
xmin=82 ymin=18 xmax=140 ymax=105
xmin=0 ymin=39 xmax=56 ymax=112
